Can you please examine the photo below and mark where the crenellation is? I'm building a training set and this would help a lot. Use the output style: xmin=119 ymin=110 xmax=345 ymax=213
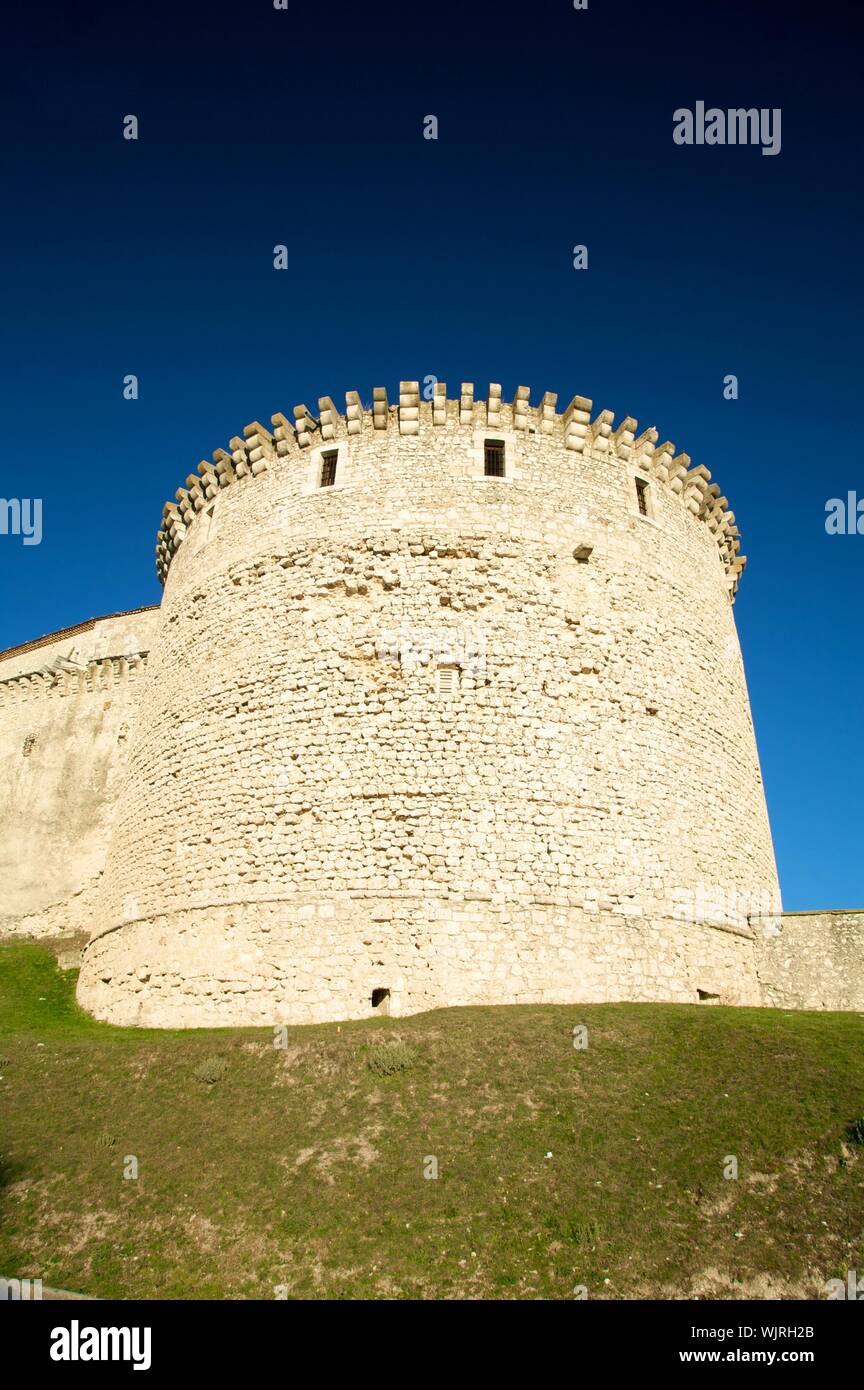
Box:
xmin=197 ymin=461 xmax=220 ymax=498
xmin=315 ymin=399 xmax=341 ymax=442
xmin=682 ymin=472 xmax=710 ymax=513
xmin=562 ymin=394 xmax=592 ymax=451
xmin=292 ymin=405 xmax=318 ymax=448
xmin=269 ymin=414 xmax=295 ymax=457
xmin=209 ymin=453 xmax=232 ymax=489
xmin=512 ymin=384 xmax=530 ymax=431
xmin=667 ymin=451 xmax=690 ymax=490
xmin=373 ymin=386 xmax=389 ymax=430
xmin=228 ymin=435 xmax=251 ymax=475
xmin=613 ymin=417 xmax=637 ymax=459
xmin=633 ymin=426 xmax=659 ymax=468
xmin=184 ymin=475 xmax=205 ymax=507
xmin=398 ymin=381 xmax=420 ymax=435
xmin=588 ymin=407 xmax=614 ymax=452
xmin=344 ymin=391 xmax=363 ymax=435
xmin=154 ymin=389 xmax=755 ymax=600
xmin=650 ymin=440 xmax=675 ymax=481
xmin=486 ymin=382 xmax=503 ymax=429
xmin=539 ymin=390 xmax=557 ymax=433
xmin=243 ymin=421 xmax=277 ymax=465
xmin=0 ymin=650 xmax=149 ymax=697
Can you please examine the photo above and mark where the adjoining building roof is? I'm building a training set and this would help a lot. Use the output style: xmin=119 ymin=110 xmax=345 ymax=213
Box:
xmin=0 ymin=605 xmax=159 ymax=662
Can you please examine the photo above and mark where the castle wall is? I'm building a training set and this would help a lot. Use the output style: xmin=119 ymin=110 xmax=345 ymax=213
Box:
xmin=76 ymin=388 xmax=780 ymax=1025
xmin=81 ymin=902 xmax=760 ymax=1027
xmin=0 ymin=609 xmax=158 ymax=937
xmin=755 ymin=911 xmax=864 ymax=1011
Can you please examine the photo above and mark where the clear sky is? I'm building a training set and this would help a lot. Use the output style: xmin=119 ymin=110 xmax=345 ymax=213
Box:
xmin=2 ymin=0 xmax=862 ymax=909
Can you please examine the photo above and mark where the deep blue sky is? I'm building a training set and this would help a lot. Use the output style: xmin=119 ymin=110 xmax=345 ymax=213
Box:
xmin=2 ymin=0 xmax=861 ymax=909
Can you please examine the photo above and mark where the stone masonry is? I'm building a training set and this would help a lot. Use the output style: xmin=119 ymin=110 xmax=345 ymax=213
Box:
xmin=2 ymin=381 xmax=856 ymax=1024
xmin=0 ymin=608 xmax=158 ymax=937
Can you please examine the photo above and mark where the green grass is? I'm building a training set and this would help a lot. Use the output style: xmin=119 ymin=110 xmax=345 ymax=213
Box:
xmin=1 ymin=941 xmax=863 ymax=1300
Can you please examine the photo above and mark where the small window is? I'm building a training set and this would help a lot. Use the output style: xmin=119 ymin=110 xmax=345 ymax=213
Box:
xmin=320 ymin=451 xmax=338 ymax=488
xmin=484 ymin=439 xmax=505 ymax=477
xmin=437 ymin=665 xmax=458 ymax=697
xmin=635 ymin=477 xmax=649 ymax=516
xmin=371 ymin=988 xmax=390 ymax=1014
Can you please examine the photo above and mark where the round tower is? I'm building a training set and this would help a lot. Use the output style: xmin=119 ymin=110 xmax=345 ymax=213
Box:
xmin=77 ymin=381 xmax=780 ymax=1025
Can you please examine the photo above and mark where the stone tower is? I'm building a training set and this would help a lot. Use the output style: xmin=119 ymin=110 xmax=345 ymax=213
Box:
xmin=76 ymin=382 xmax=780 ymax=1026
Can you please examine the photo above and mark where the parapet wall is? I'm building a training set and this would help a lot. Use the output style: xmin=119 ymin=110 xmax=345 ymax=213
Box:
xmin=0 ymin=608 xmax=158 ymax=936
xmin=155 ymin=383 xmax=746 ymax=598
xmin=754 ymin=911 xmax=864 ymax=1011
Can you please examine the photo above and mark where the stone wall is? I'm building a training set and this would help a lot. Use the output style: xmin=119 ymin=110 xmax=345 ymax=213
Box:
xmin=76 ymin=383 xmax=781 ymax=1025
xmin=0 ymin=608 xmax=158 ymax=936
xmin=755 ymin=911 xmax=864 ymax=1011
xmin=81 ymin=901 xmax=760 ymax=1028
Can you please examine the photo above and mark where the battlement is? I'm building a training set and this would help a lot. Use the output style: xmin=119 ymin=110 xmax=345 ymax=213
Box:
xmin=0 ymin=650 xmax=149 ymax=705
xmin=155 ymin=382 xmax=746 ymax=597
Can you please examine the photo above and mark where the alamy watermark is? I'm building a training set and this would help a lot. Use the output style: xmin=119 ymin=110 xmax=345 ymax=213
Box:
xmin=672 ymin=883 xmax=781 ymax=931
xmin=1 ymin=1276 xmax=42 ymax=1300
xmin=50 ymin=1321 xmax=151 ymax=1370
xmin=825 ymin=492 xmax=864 ymax=535
xmin=1 ymin=498 xmax=42 ymax=545
xmin=673 ymin=103 xmax=781 ymax=157
xmin=825 ymin=1270 xmax=864 ymax=1300
xmin=376 ymin=624 xmax=487 ymax=675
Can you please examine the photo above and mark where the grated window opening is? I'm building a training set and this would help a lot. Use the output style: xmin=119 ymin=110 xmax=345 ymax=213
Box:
xmin=484 ymin=440 xmax=505 ymax=477
xmin=320 ymin=451 xmax=338 ymax=488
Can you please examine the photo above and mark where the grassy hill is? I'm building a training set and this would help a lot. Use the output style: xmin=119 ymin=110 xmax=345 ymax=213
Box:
xmin=1 ymin=940 xmax=862 ymax=1300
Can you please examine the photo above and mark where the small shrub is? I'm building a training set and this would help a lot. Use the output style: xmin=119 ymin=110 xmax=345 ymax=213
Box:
xmin=845 ymin=1116 xmax=864 ymax=1146
xmin=193 ymin=1055 xmax=228 ymax=1086
xmin=366 ymin=1041 xmax=418 ymax=1077
xmin=96 ymin=1132 xmax=118 ymax=1149
xmin=565 ymin=1217 xmax=601 ymax=1247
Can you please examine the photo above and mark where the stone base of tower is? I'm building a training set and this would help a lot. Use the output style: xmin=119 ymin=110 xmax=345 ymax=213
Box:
xmin=76 ymin=897 xmax=761 ymax=1027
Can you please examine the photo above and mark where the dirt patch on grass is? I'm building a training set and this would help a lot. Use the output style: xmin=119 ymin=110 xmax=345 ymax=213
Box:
xmin=10 ymin=1182 xmax=123 ymax=1261
xmin=746 ymin=1171 xmax=780 ymax=1192
xmin=281 ymin=1131 xmax=382 ymax=1185
xmin=687 ymin=1267 xmax=824 ymax=1300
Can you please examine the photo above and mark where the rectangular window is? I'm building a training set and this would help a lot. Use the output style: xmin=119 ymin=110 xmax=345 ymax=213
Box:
xmin=484 ymin=440 xmax=505 ymax=477
xmin=635 ymin=477 xmax=649 ymax=516
xmin=320 ymin=451 xmax=338 ymax=488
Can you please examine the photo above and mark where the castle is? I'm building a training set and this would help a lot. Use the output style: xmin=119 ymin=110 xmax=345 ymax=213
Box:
xmin=1 ymin=382 xmax=861 ymax=1023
